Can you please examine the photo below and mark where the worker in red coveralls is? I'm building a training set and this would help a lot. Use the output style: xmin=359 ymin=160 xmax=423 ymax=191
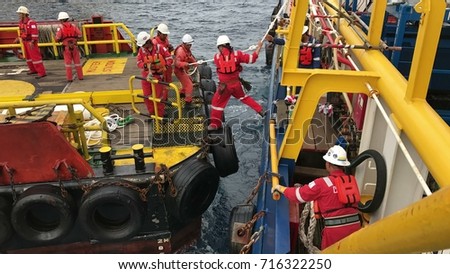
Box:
xmin=272 ymin=145 xmax=361 ymax=250
xmin=55 ymin=12 xmax=83 ymax=82
xmin=136 ymin=31 xmax=173 ymax=118
xmin=174 ymin=34 xmax=196 ymax=105
xmin=16 ymin=6 xmax=46 ymax=79
xmin=207 ymin=35 xmax=264 ymax=131
xmin=153 ymin=23 xmax=174 ymax=101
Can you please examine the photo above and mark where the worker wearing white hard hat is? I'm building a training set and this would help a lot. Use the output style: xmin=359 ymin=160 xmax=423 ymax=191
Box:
xmin=55 ymin=11 xmax=84 ymax=82
xmin=208 ymin=35 xmax=264 ymax=131
xmin=16 ymin=6 xmax=47 ymax=79
xmin=153 ymin=23 xmax=174 ymax=102
xmin=272 ymin=144 xmax=361 ymax=250
xmin=136 ymin=31 xmax=173 ymax=118
xmin=174 ymin=34 xmax=197 ymax=105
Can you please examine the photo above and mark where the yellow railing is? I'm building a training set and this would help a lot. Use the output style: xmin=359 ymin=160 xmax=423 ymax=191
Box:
xmin=0 ymin=98 xmax=107 ymax=160
xmin=0 ymin=22 xmax=136 ymax=59
xmin=128 ymin=76 xmax=182 ymax=132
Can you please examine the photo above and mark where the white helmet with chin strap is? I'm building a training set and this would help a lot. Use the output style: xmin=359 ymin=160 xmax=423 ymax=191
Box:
xmin=216 ymin=35 xmax=231 ymax=46
xmin=182 ymin=34 xmax=194 ymax=44
xmin=58 ymin=12 xmax=69 ymax=21
xmin=16 ymin=6 xmax=29 ymax=15
xmin=156 ymin=23 xmax=170 ymax=35
xmin=136 ymin=31 xmax=151 ymax=47
xmin=323 ymin=145 xmax=351 ymax=167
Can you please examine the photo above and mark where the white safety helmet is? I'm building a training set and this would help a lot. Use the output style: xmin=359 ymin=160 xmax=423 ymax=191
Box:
xmin=323 ymin=145 xmax=351 ymax=167
xmin=302 ymin=26 xmax=309 ymax=35
xmin=156 ymin=23 xmax=170 ymax=35
xmin=216 ymin=35 xmax=231 ymax=46
xmin=58 ymin=12 xmax=69 ymax=21
xmin=16 ymin=6 xmax=29 ymax=15
xmin=182 ymin=34 xmax=194 ymax=44
xmin=136 ymin=31 xmax=151 ymax=47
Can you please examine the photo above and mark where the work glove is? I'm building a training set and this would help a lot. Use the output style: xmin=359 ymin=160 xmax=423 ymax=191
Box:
xmin=271 ymin=184 xmax=286 ymax=194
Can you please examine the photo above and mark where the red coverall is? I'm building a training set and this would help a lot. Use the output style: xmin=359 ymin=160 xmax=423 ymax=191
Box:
xmin=174 ymin=44 xmax=196 ymax=103
xmin=55 ymin=22 xmax=83 ymax=81
xmin=153 ymin=36 xmax=173 ymax=100
xmin=283 ymin=169 xmax=361 ymax=249
xmin=209 ymin=47 xmax=263 ymax=129
xmin=19 ymin=17 xmax=46 ymax=77
xmin=136 ymin=44 xmax=173 ymax=117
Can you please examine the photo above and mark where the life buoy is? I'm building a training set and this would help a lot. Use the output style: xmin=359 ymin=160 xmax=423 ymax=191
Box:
xmin=345 ymin=149 xmax=387 ymax=213
xmin=229 ymin=204 xmax=255 ymax=254
xmin=198 ymin=63 xmax=212 ymax=79
xmin=0 ymin=196 xmax=13 ymax=245
xmin=166 ymin=159 xmax=220 ymax=223
xmin=10 ymin=184 xmax=76 ymax=243
xmin=78 ymin=183 xmax=145 ymax=242
xmin=209 ymin=125 xmax=239 ymax=177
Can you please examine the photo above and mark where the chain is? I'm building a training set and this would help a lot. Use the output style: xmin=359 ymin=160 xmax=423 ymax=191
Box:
xmin=161 ymin=164 xmax=177 ymax=197
xmin=1 ymin=164 xmax=17 ymax=203
xmin=142 ymin=164 xmax=177 ymax=199
xmin=244 ymin=173 xmax=268 ymax=205
xmin=85 ymin=179 xmax=148 ymax=201
xmin=240 ymin=225 xmax=265 ymax=254
xmin=237 ymin=210 xmax=265 ymax=237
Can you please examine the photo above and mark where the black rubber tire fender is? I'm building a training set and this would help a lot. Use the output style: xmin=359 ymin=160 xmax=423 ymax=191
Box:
xmin=198 ymin=63 xmax=212 ymax=79
xmin=166 ymin=159 xmax=220 ymax=223
xmin=10 ymin=184 xmax=76 ymax=243
xmin=200 ymin=79 xmax=216 ymax=105
xmin=0 ymin=196 xmax=13 ymax=245
xmin=210 ymin=125 xmax=239 ymax=177
xmin=78 ymin=184 xmax=145 ymax=242
xmin=346 ymin=149 xmax=387 ymax=213
xmin=229 ymin=204 xmax=256 ymax=254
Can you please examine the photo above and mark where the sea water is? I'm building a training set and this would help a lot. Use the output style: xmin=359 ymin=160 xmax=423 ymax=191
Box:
xmin=0 ymin=0 xmax=272 ymax=253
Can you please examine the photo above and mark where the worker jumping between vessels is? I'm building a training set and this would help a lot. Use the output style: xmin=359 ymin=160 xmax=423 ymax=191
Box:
xmin=272 ymin=145 xmax=361 ymax=250
xmin=136 ymin=31 xmax=173 ymax=118
xmin=208 ymin=35 xmax=264 ymax=131
xmin=16 ymin=6 xmax=47 ymax=79
xmin=153 ymin=23 xmax=174 ymax=101
xmin=55 ymin=12 xmax=84 ymax=82
xmin=174 ymin=34 xmax=197 ymax=105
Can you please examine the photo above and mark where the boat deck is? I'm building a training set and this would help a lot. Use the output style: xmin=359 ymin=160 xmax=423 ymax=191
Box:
xmin=0 ymin=55 xmax=208 ymax=174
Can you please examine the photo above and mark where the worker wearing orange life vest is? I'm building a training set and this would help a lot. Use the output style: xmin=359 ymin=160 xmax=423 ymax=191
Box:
xmin=153 ymin=23 xmax=174 ymax=101
xmin=208 ymin=35 xmax=264 ymax=131
xmin=174 ymin=34 xmax=197 ymax=104
xmin=272 ymin=145 xmax=361 ymax=250
xmin=16 ymin=6 xmax=47 ymax=79
xmin=136 ymin=31 xmax=173 ymax=117
xmin=55 ymin=12 xmax=83 ymax=82
xmin=299 ymin=26 xmax=321 ymax=69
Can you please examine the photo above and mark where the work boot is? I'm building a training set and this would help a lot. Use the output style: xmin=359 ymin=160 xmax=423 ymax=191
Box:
xmin=207 ymin=124 xmax=220 ymax=131
xmin=258 ymin=110 xmax=267 ymax=117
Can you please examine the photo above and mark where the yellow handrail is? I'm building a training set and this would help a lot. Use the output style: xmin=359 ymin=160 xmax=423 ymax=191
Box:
xmin=0 ymin=22 xmax=136 ymax=59
xmin=269 ymin=119 xmax=281 ymax=201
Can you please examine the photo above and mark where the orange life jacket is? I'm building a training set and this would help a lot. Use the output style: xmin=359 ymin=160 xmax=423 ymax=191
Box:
xmin=19 ymin=21 xmax=30 ymax=40
xmin=215 ymin=51 xmax=241 ymax=74
xmin=144 ymin=52 xmax=167 ymax=75
xmin=299 ymin=47 xmax=313 ymax=66
xmin=333 ymin=175 xmax=361 ymax=205
xmin=61 ymin=24 xmax=77 ymax=40
xmin=314 ymin=175 xmax=360 ymax=218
